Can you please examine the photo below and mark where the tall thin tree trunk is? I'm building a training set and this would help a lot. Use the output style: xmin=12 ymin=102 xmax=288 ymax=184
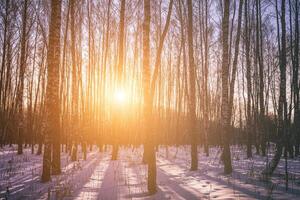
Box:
xmin=187 ymin=0 xmax=198 ymax=171
xmin=143 ymin=0 xmax=157 ymax=194
xmin=263 ymin=0 xmax=287 ymax=176
xmin=203 ymin=0 xmax=210 ymax=157
xmin=221 ymin=0 xmax=232 ymax=174
xmin=294 ymin=0 xmax=300 ymax=157
xmin=112 ymin=0 xmax=126 ymax=161
xmin=229 ymin=0 xmax=243 ymax=121
xmin=244 ymin=0 xmax=252 ymax=159
xmin=17 ymin=0 xmax=28 ymax=155
xmin=70 ymin=0 xmax=78 ymax=162
xmin=41 ymin=0 xmax=61 ymax=182
xmin=0 ymin=0 xmax=9 ymax=106
xmin=143 ymin=0 xmax=173 ymax=164
xmin=255 ymin=0 xmax=266 ymax=156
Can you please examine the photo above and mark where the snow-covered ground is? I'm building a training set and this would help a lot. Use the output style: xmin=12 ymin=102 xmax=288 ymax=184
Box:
xmin=0 ymin=145 xmax=300 ymax=199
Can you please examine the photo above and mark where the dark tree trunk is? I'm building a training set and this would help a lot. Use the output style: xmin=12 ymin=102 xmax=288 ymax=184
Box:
xmin=0 ymin=0 xmax=9 ymax=106
xmin=255 ymin=0 xmax=266 ymax=156
xmin=221 ymin=0 xmax=232 ymax=174
xmin=187 ymin=0 xmax=198 ymax=171
xmin=244 ymin=0 xmax=253 ymax=159
xmin=229 ymin=0 xmax=244 ymax=124
xmin=293 ymin=0 xmax=300 ymax=157
xmin=42 ymin=0 xmax=62 ymax=182
xmin=263 ymin=0 xmax=287 ymax=177
xmin=17 ymin=0 xmax=28 ymax=155
xmin=143 ymin=0 xmax=157 ymax=194
xmin=70 ymin=0 xmax=78 ymax=162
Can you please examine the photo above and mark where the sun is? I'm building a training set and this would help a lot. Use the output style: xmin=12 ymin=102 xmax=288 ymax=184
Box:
xmin=114 ymin=89 xmax=127 ymax=104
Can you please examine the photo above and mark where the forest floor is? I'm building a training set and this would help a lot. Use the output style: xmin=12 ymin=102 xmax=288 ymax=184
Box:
xmin=0 ymin=145 xmax=300 ymax=199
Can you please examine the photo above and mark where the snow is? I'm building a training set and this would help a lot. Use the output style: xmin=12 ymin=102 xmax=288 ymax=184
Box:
xmin=0 ymin=145 xmax=300 ymax=199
